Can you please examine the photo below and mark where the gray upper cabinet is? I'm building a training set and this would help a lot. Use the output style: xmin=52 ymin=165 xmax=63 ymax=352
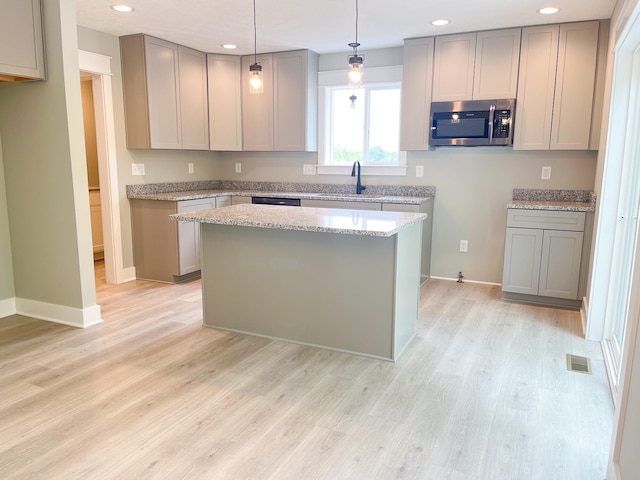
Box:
xmin=0 ymin=0 xmax=45 ymax=82
xmin=178 ymin=45 xmax=210 ymax=150
xmin=242 ymin=50 xmax=318 ymax=152
xmin=432 ymin=29 xmax=520 ymax=102
xmin=513 ymin=22 xmax=600 ymax=151
xmin=400 ymin=37 xmax=435 ymax=151
xmin=120 ymin=34 xmax=209 ymax=150
xmin=207 ymin=54 xmax=243 ymax=151
xmin=473 ymin=29 xmax=521 ymax=100
xmin=432 ymin=33 xmax=476 ymax=101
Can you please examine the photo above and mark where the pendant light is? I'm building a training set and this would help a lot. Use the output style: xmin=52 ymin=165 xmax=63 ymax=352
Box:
xmin=249 ymin=0 xmax=263 ymax=94
xmin=347 ymin=0 xmax=364 ymax=87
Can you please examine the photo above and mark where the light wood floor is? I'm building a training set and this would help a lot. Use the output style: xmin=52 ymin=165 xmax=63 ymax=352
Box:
xmin=0 ymin=262 xmax=613 ymax=479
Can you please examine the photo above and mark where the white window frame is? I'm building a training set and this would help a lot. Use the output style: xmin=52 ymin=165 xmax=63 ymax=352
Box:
xmin=317 ymin=66 xmax=407 ymax=176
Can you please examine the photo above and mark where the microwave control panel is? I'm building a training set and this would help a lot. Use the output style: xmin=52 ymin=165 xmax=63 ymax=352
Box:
xmin=493 ymin=110 xmax=512 ymax=138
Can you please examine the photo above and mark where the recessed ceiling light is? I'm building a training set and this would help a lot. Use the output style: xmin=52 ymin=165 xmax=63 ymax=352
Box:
xmin=111 ymin=4 xmax=134 ymax=13
xmin=222 ymin=44 xmax=237 ymax=49
xmin=537 ymin=6 xmax=560 ymax=14
xmin=431 ymin=19 xmax=450 ymax=26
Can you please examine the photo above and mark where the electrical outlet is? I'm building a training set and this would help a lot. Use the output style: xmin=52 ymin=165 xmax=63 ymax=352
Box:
xmin=188 ymin=163 xmax=194 ymax=174
xmin=541 ymin=166 xmax=551 ymax=180
xmin=235 ymin=163 xmax=242 ymax=174
xmin=131 ymin=163 xmax=145 ymax=176
xmin=303 ymin=164 xmax=316 ymax=175
xmin=460 ymin=240 xmax=468 ymax=252
xmin=416 ymin=166 xmax=424 ymax=178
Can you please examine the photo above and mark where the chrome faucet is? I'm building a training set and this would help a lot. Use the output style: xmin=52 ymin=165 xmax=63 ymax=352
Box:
xmin=351 ymin=161 xmax=366 ymax=194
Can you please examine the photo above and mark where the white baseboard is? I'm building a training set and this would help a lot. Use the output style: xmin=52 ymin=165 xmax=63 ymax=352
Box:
xmin=580 ymin=296 xmax=589 ymax=338
xmin=119 ymin=266 xmax=137 ymax=283
xmin=14 ymin=298 xmax=102 ymax=328
xmin=429 ymin=275 xmax=501 ymax=287
xmin=0 ymin=297 xmax=17 ymax=318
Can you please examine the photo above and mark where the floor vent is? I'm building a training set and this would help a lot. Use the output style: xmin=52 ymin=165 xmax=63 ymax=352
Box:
xmin=566 ymin=354 xmax=592 ymax=374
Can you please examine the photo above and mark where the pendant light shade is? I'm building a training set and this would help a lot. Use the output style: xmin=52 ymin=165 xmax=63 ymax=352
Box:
xmin=249 ymin=0 xmax=263 ymax=94
xmin=347 ymin=0 xmax=364 ymax=87
xmin=249 ymin=62 xmax=263 ymax=94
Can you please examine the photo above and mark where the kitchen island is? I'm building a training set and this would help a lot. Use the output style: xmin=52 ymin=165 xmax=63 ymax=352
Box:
xmin=172 ymin=204 xmax=427 ymax=361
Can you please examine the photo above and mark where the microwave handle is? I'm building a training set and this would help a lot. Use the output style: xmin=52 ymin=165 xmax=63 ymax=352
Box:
xmin=488 ymin=104 xmax=495 ymax=143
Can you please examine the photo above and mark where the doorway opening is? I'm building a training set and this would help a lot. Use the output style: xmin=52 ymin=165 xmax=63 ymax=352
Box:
xmin=78 ymin=50 xmax=131 ymax=286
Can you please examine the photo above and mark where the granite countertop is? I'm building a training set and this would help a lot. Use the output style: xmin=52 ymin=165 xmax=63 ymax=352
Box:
xmin=507 ymin=189 xmax=596 ymax=212
xmin=170 ymin=204 xmax=427 ymax=237
xmin=126 ymin=181 xmax=435 ymax=205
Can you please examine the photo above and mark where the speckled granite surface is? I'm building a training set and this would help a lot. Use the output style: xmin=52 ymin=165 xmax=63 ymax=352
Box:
xmin=127 ymin=181 xmax=435 ymax=204
xmin=508 ymin=189 xmax=596 ymax=212
xmin=170 ymin=204 xmax=427 ymax=237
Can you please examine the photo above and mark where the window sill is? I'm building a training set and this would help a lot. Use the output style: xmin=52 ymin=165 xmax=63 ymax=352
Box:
xmin=316 ymin=165 xmax=408 ymax=176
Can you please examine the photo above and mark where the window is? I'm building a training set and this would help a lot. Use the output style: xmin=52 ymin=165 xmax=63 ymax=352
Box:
xmin=328 ymin=85 xmax=401 ymax=166
xmin=317 ymin=66 xmax=406 ymax=176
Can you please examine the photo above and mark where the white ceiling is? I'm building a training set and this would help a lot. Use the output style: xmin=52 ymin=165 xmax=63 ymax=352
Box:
xmin=75 ymin=0 xmax=617 ymax=56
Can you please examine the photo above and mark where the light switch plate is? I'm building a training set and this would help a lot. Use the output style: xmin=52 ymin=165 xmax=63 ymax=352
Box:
xmin=131 ymin=163 xmax=145 ymax=176
xmin=188 ymin=163 xmax=194 ymax=174
xmin=235 ymin=163 xmax=242 ymax=174
xmin=541 ymin=166 xmax=551 ymax=180
xmin=416 ymin=166 xmax=424 ymax=178
xmin=303 ymin=164 xmax=316 ymax=175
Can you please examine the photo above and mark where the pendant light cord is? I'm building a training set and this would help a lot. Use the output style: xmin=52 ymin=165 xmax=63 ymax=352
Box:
xmin=253 ymin=0 xmax=257 ymax=64
xmin=354 ymin=0 xmax=359 ymax=55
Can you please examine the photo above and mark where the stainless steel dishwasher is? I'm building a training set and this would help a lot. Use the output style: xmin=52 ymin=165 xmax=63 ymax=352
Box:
xmin=251 ymin=196 xmax=301 ymax=206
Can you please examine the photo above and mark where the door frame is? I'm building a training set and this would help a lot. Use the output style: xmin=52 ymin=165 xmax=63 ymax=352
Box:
xmin=78 ymin=50 xmax=130 ymax=284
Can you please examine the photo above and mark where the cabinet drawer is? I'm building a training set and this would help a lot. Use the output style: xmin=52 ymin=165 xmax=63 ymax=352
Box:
xmin=506 ymin=209 xmax=585 ymax=231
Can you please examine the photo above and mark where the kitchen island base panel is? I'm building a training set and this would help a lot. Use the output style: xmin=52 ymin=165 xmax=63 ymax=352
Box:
xmin=201 ymin=223 xmax=422 ymax=361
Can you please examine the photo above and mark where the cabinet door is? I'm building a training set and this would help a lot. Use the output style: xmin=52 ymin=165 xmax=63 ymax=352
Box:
xmin=0 ymin=0 xmax=44 ymax=80
xmin=513 ymin=25 xmax=559 ymax=150
xmin=178 ymin=46 xmax=209 ymax=150
xmin=208 ymin=54 xmax=243 ymax=151
xmin=432 ymin=33 xmax=476 ymax=101
xmin=538 ymin=230 xmax=584 ymax=299
xmin=145 ymin=36 xmax=181 ymax=149
xmin=473 ymin=29 xmax=521 ymax=100
xmin=177 ymin=199 xmax=215 ymax=275
xmin=502 ymin=227 xmax=543 ymax=295
xmin=242 ymin=54 xmax=274 ymax=150
xmin=273 ymin=50 xmax=318 ymax=151
xmin=400 ymin=37 xmax=434 ymax=151
xmin=550 ymin=21 xmax=599 ymax=150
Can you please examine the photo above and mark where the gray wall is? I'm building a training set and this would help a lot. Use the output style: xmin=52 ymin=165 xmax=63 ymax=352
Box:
xmin=76 ymin=26 xmax=220 ymax=269
xmin=217 ymin=149 xmax=596 ymax=283
xmin=0 ymin=0 xmax=95 ymax=308
xmin=0 ymin=135 xmax=14 ymax=302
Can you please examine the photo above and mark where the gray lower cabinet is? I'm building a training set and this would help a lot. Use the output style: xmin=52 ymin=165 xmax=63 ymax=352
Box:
xmin=131 ymin=198 xmax=216 ymax=282
xmin=300 ymin=199 xmax=382 ymax=210
xmin=231 ymin=195 xmax=251 ymax=205
xmin=502 ymin=209 xmax=586 ymax=302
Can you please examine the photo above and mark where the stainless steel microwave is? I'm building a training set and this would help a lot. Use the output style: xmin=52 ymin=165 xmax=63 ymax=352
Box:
xmin=429 ymin=99 xmax=516 ymax=146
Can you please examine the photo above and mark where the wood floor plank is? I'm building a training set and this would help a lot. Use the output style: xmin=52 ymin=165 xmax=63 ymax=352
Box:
xmin=0 ymin=263 xmax=613 ymax=479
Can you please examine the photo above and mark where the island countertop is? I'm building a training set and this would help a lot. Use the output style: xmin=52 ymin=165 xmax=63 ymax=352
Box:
xmin=171 ymin=204 xmax=427 ymax=237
